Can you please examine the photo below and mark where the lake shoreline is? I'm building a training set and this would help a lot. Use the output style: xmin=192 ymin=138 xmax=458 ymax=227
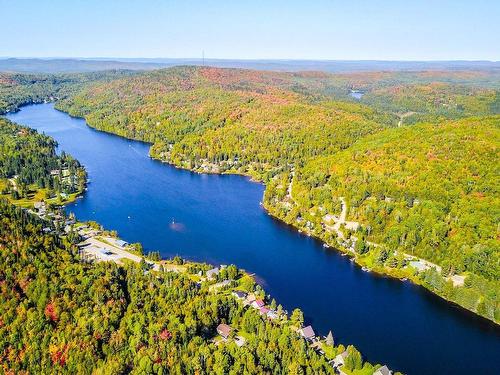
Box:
xmin=0 ymin=109 xmax=393 ymax=373
xmin=53 ymin=103 xmax=499 ymax=326
xmin=9 ymin=102 xmax=500 ymax=374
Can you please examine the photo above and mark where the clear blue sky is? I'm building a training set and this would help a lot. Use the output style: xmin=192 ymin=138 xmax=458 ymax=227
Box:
xmin=1 ymin=0 xmax=498 ymax=60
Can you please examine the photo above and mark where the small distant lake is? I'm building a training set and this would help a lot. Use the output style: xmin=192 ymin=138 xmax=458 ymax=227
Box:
xmin=6 ymin=103 xmax=500 ymax=375
xmin=350 ymin=90 xmax=364 ymax=99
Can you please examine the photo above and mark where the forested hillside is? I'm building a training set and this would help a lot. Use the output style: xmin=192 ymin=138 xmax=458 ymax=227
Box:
xmin=0 ymin=200 xmax=392 ymax=374
xmin=362 ymin=83 xmax=499 ymax=123
xmin=0 ymin=118 xmax=86 ymax=204
xmin=263 ymin=115 xmax=499 ymax=321
xmin=266 ymin=117 xmax=499 ymax=320
xmin=56 ymin=66 xmax=395 ymax=179
xmin=0 ymin=71 xmax=137 ymax=114
xmin=0 ymin=201 xmax=338 ymax=374
xmin=54 ymin=66 xmax=500 ymax=322
xmin=291 ymin=116 xmax=499 ymax=272
xmin=0 ymin=114 xmax=390 ymax=374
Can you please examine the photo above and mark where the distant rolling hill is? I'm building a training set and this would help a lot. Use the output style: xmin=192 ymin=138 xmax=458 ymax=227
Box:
xmin=0 ymin=58 xmax=167 ymax=73
xmin=54 ymin=65 xmax=500 ymax=322
xmin=1 ymin=57 xmax=499 ymax=74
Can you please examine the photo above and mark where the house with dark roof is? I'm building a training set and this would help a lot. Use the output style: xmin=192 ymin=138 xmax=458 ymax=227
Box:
xmin=216 ymin=323 xmax=232 ymax=339
xmin=34 ymin=201 xmax=45 ymax=210
xmin=373 ymin=365 xmax=392 ymax=375
xmin=234 ymin=335 xmax=246 ymax=347
xmin=232 ymin=290 xmax=247 ymax=300
xmin=299 ymin=325 xmax=316 ymax=341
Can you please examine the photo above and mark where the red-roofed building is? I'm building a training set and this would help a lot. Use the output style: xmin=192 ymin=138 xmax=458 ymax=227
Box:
xmin=251 ymin=299 xmax=265 ymax=309
xmin=259 ymin=306 xmax=270 ymax=315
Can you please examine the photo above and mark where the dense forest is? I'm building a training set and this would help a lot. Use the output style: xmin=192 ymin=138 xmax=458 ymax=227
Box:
xmin=0 ymin=118 xmax=86 ymax=203
xmin=55 ymin=66 xmax=397 ymax=179
xmin=266 ymin=117 xmax=499 ymax=321
xmin=0 ymin=70 xmax=137 ymax=115
xmin=0 ymin=199 xmax=394 ymax=374
xmin=56 ymin=67 xmax=500 ymax=172
xmin=55 ymin=66 xmax=500 ymax=322
xmin=291 ymin=116 xmax=499 ymax=276
xmin=362 ymin=83 xmax=500 ymax=123
xmin=0 ymin=114 xmax=390 ymax=373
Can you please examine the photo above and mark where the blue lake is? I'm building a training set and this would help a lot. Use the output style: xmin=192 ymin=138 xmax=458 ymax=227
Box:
xmin=7 ymin=103 xmax=500 ymax=375
xmin=350 ymin=90 xmax=364 ymax=99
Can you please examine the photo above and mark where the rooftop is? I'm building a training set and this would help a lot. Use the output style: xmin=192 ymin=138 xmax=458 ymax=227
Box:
xmin=232 ymin=290 xmax=247 ymax=299
xmin=300 ymin=325 xmax=316 ymax=339
xmin=217 ymin=323 xmax=232 ymax=338
xmin=374 ymin=365 xmax=392 ymax=375
xmin=252 ymin=299 xmax=265 ymax=308
xmin=206 ymin=268 xmax=220 ymax=278
xmin=115 ymin=239 xmax=128 ymax=247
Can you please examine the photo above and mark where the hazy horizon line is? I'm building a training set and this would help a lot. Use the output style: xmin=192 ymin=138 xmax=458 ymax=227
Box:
xmin=1 ymin=56 xmax=499 ymax=63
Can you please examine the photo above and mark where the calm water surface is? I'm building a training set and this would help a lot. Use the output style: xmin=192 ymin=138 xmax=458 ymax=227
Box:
xmin=7 ymin=104 xmax=500 ymax=375
xmin=350 ymin=90 xmax=365 ymax=99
